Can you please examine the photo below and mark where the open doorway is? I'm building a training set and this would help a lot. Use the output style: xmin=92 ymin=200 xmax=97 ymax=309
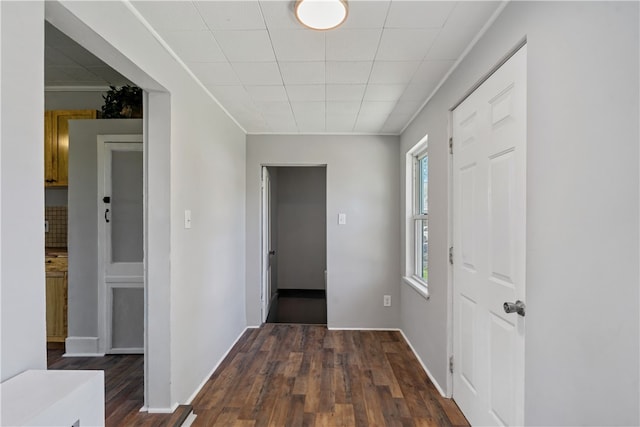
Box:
xmin=262 ymin=166 xmax=327 ymax=325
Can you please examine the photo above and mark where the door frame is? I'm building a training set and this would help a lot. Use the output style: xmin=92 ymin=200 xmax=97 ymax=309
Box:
xmin=259 ymin=163 xmax=328 ymax=325
xmin=261 ymin=166 xmax=272 ymax=323
xmin=447 ymin=39 xmax=528 ymax=416
xmin=97 ymin=135 xmax=144 ymax=355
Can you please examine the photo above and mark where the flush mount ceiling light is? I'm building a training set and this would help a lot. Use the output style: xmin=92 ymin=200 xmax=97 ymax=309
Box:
xmin=295 ymin=0 xmax=348 ymax=31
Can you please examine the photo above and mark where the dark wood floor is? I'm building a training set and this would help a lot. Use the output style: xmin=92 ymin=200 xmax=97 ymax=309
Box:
xmin=191 ymin=324 xmax=469 ymax=426
xmin=267 ymin=289 xmax=327 ymax=324
xmin=47 ymin=344 xmax=190 ymax=427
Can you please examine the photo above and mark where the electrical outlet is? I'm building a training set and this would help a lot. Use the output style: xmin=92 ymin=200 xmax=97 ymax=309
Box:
xmin=383 ymin=295 xmax=391 ymax=307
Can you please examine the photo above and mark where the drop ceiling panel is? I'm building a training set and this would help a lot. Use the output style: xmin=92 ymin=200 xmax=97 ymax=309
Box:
xmin=376 ymin=28 xmax=440 ymax=61
xmin=270 ymin=30 xmax=325 ymax=61
xmin=326 ymin=29 xmax=383 ymax=61
xmin=189 ymin=62 xmax=240 ymax=85
xmin=162 ymin=31 xmax=226 ymax=62
xmin=279 ymin=62 xmax=325 ymax=85
xmin=385 ymin=1 xmax=456 ymax=29
xmin=131 ymin=1 xmax=206 ymax=31
xmin=326 ymin=84 xmax=366 ymax=102
xmin=232 ymin=62 xmax=283 ymax=85
xmin=326 ymin=61 xmax=373 ymax=84
xmin=369 ymin=61 xmax=420 ymax=84
xmin=122 ymin=0 xmax=503 ymax=134
xmin=195 ymin=1 xmax=266 ymax=30
xmin=285 ymin=85 xmax=326 ymax=102
xmin=213 ymin=30 xmax=275 ymax=62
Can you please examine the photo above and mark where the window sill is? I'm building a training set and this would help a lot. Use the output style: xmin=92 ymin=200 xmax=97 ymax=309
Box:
xmin=402 ymin=276 xmax=430 ymax=301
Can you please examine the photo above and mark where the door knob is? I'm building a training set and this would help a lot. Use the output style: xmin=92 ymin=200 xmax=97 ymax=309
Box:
xmin=503 ymin=300 xmax=526 ymax=317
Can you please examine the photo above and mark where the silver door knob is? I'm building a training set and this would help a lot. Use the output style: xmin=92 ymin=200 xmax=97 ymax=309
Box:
xmin=503 ymin=300 xmax=526 ymax=317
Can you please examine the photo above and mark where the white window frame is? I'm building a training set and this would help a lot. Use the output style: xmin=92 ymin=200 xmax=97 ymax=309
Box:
xmin=403 ymin=134 xmax=430 ymax=300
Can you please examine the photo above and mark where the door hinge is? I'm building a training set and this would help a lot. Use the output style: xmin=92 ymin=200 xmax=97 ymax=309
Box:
xmin=449 ymin=355 xmax=454 ymax=374
xmin=449 ymin=137 xmax=453 ymax=155
xmin=449 ymin=246 xmax=454 ymax=265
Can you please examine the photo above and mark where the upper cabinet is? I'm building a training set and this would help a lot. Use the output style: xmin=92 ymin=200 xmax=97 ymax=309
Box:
xmin=44 ymin=110 xmax=97 ymax=187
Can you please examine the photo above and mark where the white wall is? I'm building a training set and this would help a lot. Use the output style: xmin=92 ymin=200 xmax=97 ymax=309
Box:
xmin=275 ymin=167 xmax=326 ymax=291
xmin=400 ymin=2 xmax=639 ymax=425
xmin=43 ymin=0 xmax=246 ymax=409
xmin=246 ymin=135 xmax=400 ymax=328
xmin=67 ymin=119 xmax=143 ymax=345
xmin=0 ymin=1 xmax=47 ymax=382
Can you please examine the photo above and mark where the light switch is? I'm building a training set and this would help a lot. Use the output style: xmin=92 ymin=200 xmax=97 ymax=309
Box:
xmin=338 ymin=213 xmax=346 ymax=225
xmin=184 ymin=210 xmax=192 ymax=229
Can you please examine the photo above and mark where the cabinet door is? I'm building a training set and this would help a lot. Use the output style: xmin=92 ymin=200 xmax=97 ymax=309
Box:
xmin=46 ymin=110 xmax=97 ymax=187
xmin=46 ymin=272 xmax=67 ymax=342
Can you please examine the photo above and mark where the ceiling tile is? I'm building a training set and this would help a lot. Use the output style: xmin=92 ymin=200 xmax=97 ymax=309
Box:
xmin=45 ymin=47 xmax=78 ymax=66
xmin=291 ymin=102 xmax=326 ymax=130
xmin=85 ymin=66 xmax=130 ymax=86
xmin=385 ymin=1 xmax=456 ymax=29
xmin=326 ymin=61 xmax=372 ymax=84
xmin=162 ymin=31 xmax=226 ymax=62
xmin=326 ymin=114 xmax=357 ymax=132
xmin=326 ymin=101 xmax=361 ymax=116
xmin=359 ymin=101 xmax=397 ymax=118
xmin=326 ymin=29 xmax=382 ymax=61
xmin=326 ymin=84 xmax=366 ymax=101
xmin=188 ymin=62 xmax=240 ymax=85
xmin=376 ymin=29 xmax=439 ymax=61
xmin=363 ymin=84 xmax=405 ymax=102
xmin=213 ymin=30 xmax=275 ymax=62
xmin=369 ymin=61 xmax=420 ymax=84
xmin=246 ymin=85 xmax=289 ymax=102
xmin=279 ymin=62 xmax=325 ymax=85
xmin=132 ymin=1 xmax=206 ymax=31
xmin=342 ymin=1 xmax=390 ymax=29
xmin=233 ymin=62 xmax=283 ymax=85
xmin=195 ymin=1 xmax=266 ymax=30
xmin=398 ymin=81 xmax=437 ymax=102
xmin=411 ymin=60 xmax=455 ymax=83
xmin=259 ymin=1 xmax=300 ymax=29
xmin=269 ymin=30 xmax=325 ymax=61
xmin=208 ymin=85 xmax=255 ymax=107
xmin=393 ymin=100 xmax=425 ymax=116
xmin=426 ymin=1 xmax=501 ymax=60
xmin=285 ymin=85 xmax=325 ymax=102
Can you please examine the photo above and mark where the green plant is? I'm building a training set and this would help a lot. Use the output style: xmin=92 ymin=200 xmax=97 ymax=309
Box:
xmin=101 ymin=85 xmax=143 ymax=118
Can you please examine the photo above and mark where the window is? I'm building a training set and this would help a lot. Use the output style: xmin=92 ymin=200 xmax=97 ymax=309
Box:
xmin=404 ymin=135 xmax=429 ymax=298
xmin=414 ymin=153 xmax=428 ymax=281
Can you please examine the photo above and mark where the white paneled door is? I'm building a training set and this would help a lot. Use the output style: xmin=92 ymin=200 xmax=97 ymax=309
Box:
xmin=452 ymin=45 xmax=527 ymax=426
xmin=97 ymin=135 xmax=144 ymax=354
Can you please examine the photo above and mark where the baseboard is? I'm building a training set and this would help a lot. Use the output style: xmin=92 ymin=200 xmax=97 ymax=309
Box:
xmin=147 ymin=402 xmax=179 ymax=414
xmin=184 ymin=327 xmax=252 ymax=405
xmin=398 ymin=330 xmax=448 ymax=398
xmin=327 ymin=327 xmax=402 ymax=331
xmin=64 ymin=336 xmax=103 ymax=357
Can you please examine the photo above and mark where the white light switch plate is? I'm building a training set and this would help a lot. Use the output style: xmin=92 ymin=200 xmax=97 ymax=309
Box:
xmin=184 ymin=210 xmax=192 ymax=229
xmin=338 ymin=213 xmax=346 ymax=225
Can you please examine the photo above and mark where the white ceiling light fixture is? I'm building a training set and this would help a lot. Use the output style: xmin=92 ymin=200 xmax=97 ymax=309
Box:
xmin=295 ymin=0 xmax=349 ymax=31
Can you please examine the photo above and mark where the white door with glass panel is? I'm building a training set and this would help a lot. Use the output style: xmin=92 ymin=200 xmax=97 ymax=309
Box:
xmin=452 ymin=45 xmax=527 ymax=426
xmin=97 ymin=135 xmax=144 ymax=354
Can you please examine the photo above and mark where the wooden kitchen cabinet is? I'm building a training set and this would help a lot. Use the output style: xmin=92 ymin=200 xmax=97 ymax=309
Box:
xmin=46 ymin=256 xmax=68 ymax=342
xmin=44 ymin=109 xmax=96 ymax=187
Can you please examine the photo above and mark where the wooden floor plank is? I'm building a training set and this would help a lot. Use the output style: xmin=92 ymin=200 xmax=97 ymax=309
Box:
xmin=50 ymin=325 xmax=469 ymax=426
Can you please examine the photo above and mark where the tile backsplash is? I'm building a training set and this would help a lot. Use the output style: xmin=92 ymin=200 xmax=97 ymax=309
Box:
xmin=45 ymin=206 xmax=67 ymax=248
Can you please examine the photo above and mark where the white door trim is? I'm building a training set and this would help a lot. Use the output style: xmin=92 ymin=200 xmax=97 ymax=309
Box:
xmin=97 ymin=134 xmax=144 ymax=355
xmin=261 ymin=166 xmax=271 ymax=323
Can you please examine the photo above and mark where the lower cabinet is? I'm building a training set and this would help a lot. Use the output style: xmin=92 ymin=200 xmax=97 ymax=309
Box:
xmin=46 ymin=261 xmax=68 ymax=342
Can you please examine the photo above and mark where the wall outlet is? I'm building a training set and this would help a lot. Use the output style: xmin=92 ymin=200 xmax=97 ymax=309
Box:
xmin=184 ymin=210 xmax=192 ymax=229
xmin=383 ymin=295 xmax=391 ymax=307
xmin=338 ymin=213 xmax=347 ymax=225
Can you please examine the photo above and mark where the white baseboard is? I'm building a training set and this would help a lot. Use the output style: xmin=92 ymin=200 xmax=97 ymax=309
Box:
xmin=398 ymin=329 xmax=448 ymax=398
xmin=64 ymin=337 xmax=104 ymax=357
xmin=184 ymin=327 xmax=252 ymax=405
xmin=327 ymin=327 xmax=402 ymax=331
xmin=147 ymin=402 xmax=178 ymax=414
